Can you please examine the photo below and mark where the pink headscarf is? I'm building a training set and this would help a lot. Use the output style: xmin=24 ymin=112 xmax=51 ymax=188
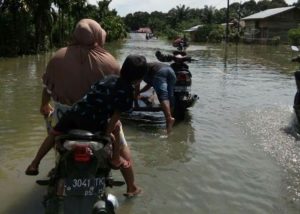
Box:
xmin=43 ymin=18 xmax=120 ymax=105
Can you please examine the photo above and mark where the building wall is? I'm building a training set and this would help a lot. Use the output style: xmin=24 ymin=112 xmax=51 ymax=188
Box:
xmin=243 ymin=8 xmax=300 ymax=42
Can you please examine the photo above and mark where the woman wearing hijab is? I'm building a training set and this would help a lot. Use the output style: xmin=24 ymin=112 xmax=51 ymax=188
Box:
xmin=31 ymin=19 xmax=141 ymax=197
xmin=41 ymin=18 xmax=119 ymax=117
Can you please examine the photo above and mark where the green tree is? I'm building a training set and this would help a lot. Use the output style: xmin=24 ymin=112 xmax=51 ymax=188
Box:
xmin=97 ymin=0 xmax=113 ymax=20
xmin=147 ymin=12 xmax=166 ymax=34
xmin=229 ymin=2 xmax=241 ymax=20
xmin=256 ymin=0 xmax=271 ymax=11
xmin=269 ymin=0 xmax=287 ymax=8
xmin=0 ymin=0 xmax=36 ymax=55
xmin=0 ymin=0 xmax=127 ymax=57
xmin=53 ymin=0 xmax=74 ymax=46
xmin=124 ymin=11 xmax=150 ymax=31
xmin=167 ymin=4 xmax=191 ymax=27
xmin=201 ymin=5 xmax=216 ymax=24
xmin=288 ymin=28 xmax=300 ymax=45
xmin=101 ymin=15 xmax=127 ymax=41
xmin=214 ymin=8 xmax=227 ymax=24
xmin=186 ymin=8 xmax=202 ymax=21
xmin=25 ymin=0 xmax=53 ymax=51
xmin=242 ymin=0 xmax=257 ymax=16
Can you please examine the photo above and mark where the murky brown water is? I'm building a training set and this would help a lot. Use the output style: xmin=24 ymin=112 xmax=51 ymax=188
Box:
xmin=1 ymin=33 xmax=300 ymax=214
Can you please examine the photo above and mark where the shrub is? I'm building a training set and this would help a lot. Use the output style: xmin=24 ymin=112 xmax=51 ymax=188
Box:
xmin=288 ymin=28 xmax=300 ymax=46
xmin=194 ymin=24 xmax=224 ymax=43
xmin=164 ymin=27 xmax=181 ymax=40
xmin=209 ymin=26 xmax=225 ymax=43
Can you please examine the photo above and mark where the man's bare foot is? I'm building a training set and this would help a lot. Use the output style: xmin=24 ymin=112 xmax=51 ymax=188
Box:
xmin=123 ymin=187 xmax=142 ymax=198
xmin=166 ymin=117 xmax=175 ymax=134
xmin=25 ymin=163 xmax=39 ymax=176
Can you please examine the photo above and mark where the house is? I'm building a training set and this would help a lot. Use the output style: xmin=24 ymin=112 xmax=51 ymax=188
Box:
xmin=242 ymin=6 xmax=300 ymax=43
xmin=184 ymin=21 xmax=245 ymax=42
xmin=184 ymin=25 xmax=203 ymax=41
xmin=184 ymin=25 xmax=203 ymax=32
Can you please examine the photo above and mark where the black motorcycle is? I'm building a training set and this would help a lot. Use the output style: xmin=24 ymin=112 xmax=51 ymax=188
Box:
xmin=155 ymin=50 xmax=198 ymax=120
xmin=292 ymin=46 xmax=300 ymax=122
xmin=122 ymin=50 xmax=198 ymax=122
xmin=172 ymin=38 xmax=189 ymax=51
xmin=36 ymin=129 xmax=124 ymax=214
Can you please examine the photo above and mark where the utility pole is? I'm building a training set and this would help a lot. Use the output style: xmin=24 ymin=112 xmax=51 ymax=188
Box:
xmin=225 ymin=0 xmax=230 ymax=43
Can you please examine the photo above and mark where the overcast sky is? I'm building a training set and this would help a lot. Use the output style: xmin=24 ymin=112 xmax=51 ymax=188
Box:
xmin=88 ymin=0 xmax=297 ymax=17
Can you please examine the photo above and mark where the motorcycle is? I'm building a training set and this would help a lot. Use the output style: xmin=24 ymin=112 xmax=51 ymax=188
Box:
xmin=292 ymin=45 xmax=300 ymax=122
xmin=154 ymin=50 xmax=199 ymax=120
xmin=172 ymin=38 xmax=189 ymax=51
xmin=126 ymin=50 xmax=198 ymax=121
xmin=36 ymin=127 xmax=124 ymax=214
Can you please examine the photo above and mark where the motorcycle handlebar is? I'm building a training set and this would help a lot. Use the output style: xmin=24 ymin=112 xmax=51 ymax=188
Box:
xmin=155 ymin=50 xmax=194 ymax=63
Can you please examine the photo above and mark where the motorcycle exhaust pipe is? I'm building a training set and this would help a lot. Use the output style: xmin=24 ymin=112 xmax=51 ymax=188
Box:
xmin=92 ymin=200 xmax=107 ymax=214
xmin=92 ymin=194 xmax=119 ymax=214
xmin=107 ymin=194 xmax=119 ymax=209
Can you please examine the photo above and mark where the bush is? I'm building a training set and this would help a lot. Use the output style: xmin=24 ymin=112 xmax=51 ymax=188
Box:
xmin=194 ymin=24 xmax=224 ymax=43
xmin=209 ymin=26 xmax=225 ymax=43
xmin=288 ymin=28 xmax=300 ymax=46
xmin=194 ymin=25 xmax=212 ymax=42
xmin=164 ymin=27 xmax=181 ymax=40
xmin=101 ymin=16 xmax=127 ymax=42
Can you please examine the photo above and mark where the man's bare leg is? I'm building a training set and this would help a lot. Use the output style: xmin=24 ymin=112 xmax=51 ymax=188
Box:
xmin=160 ymin=100 xmax=175 ymax=134
xmin=25 ymin=134 xmax=55 ymax=175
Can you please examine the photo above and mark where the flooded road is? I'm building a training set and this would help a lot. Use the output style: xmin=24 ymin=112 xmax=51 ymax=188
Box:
xmin=1 ymin=33 xmax=300 ymax=214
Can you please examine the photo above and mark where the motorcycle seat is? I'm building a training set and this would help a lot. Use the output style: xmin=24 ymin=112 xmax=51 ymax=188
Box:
xmin=68 ymin=129 xmax=94 ymax=137
xmin=56 ymin=129 xmax=110 ymax=143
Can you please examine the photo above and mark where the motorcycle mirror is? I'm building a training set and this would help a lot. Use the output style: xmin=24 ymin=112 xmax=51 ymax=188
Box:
xmin=291 ymin=46 xmax=299 ymax=52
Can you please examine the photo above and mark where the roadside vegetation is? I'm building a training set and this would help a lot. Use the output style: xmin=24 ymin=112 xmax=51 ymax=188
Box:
xmin=0 ymin=0 xmax=127 ymax=57
xmin=124 ymin=0 xmax=300 ymax=44
xmin=0 ymin=0 xmax=300 ymax=57
xmin=288 ymin=28 xmax=300 ymax=46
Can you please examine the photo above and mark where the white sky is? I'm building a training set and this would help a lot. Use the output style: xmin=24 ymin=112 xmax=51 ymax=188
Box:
xmin=88 ymin=0 xmax=298 ymax=17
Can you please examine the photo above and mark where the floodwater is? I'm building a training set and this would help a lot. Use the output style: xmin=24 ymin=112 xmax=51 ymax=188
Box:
xmin=1 ymin=33 xmax=300 ymax=214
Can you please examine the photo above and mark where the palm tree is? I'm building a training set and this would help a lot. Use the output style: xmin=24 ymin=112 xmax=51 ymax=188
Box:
xmin=53 ymin=0 xmax=78 ymax=46
xmin=201 ymin=5 xmax=216 ymax=25
xmin=269 ymin=0 xmax=287 ymax=8
xmin=25 ymin=0 xmax=53 ymax=51
xmin=167 ymin=4 xmax=191 ymax=27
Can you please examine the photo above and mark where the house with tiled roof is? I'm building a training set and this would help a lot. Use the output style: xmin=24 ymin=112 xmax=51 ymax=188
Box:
xmin=242 ymin=6 xmax=300 ymax=43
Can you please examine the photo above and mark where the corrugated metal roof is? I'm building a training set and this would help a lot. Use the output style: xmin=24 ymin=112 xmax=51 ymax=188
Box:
xmin=184 ymin=25 xmax=203 ymax=32
xmin=242 ymin=6 xmax=295 ymax=20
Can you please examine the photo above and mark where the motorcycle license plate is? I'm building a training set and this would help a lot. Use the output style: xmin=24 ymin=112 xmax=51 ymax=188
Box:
xmin=174 ymin=86 xmax=191 ymax=92
xmin=64 ymin=177 xmax=105 ymax=196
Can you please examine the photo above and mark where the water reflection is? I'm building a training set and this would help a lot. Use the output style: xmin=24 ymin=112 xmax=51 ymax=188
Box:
xmin=165 ymin=114 xmax=196 ymax=162
xmin=123 ymin=111 xmax=195 ymax=168
xmin=223 ymin=43 xmax=228 ymax=73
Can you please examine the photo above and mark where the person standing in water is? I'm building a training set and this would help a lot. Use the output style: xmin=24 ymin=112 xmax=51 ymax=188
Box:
xmin=135 ymin=61 xmax=176 ymax=134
